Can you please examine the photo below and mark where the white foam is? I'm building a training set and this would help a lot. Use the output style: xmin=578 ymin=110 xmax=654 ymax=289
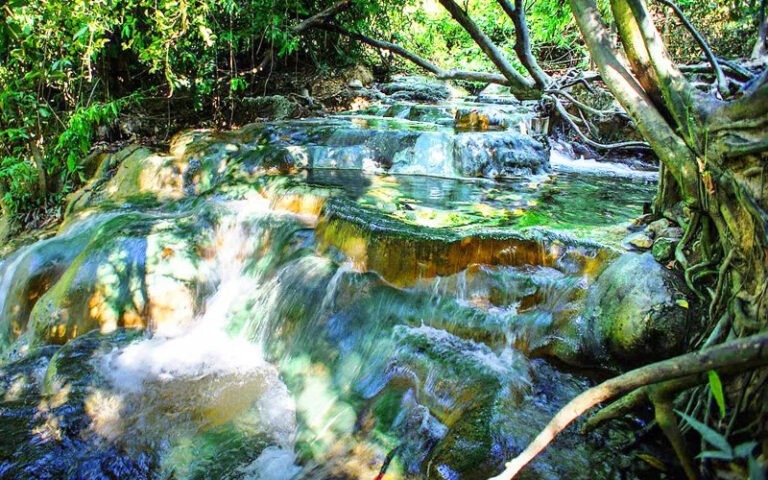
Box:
xmin=102 ymin=329 xmax=267 ymax=393
xmin=550 ymin=149 xmax=658 ymax=180
xmin=239 ymin=446 xmax=302 ymax=480
xmin=102 ymin=199 xmax=275 ymax=392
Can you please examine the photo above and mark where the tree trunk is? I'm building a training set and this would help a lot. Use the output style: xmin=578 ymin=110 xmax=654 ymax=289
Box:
xmin=565 ymin=0 xmax=768 ymax=470
xmin=753 ymin=0 xmax=768 ymax=59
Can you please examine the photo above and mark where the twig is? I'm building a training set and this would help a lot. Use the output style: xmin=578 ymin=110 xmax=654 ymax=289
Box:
xmin=557 ymin=72 xmax=601 ymax=90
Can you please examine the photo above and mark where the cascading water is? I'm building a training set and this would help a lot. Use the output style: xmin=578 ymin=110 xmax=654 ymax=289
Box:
xmin=0 ymin=83 xmax=662 ymax=480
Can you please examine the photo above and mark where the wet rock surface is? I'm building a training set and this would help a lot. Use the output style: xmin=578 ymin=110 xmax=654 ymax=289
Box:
xmin=0 ymin=79 xmax=664 ymax=479
xmin=379 ymin=76 xmax=459 ymax=103
xmin=556 ymin=252 xmax=691 ymax=367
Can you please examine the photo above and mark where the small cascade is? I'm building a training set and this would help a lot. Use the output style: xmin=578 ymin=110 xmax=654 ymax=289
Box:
xmin=85 ymin=199 xmax=303 ymax=478
xmin=0 ymin=212 xmax=125 ymax=358
xmin=0 ymin=80 xmax=662 ymax=480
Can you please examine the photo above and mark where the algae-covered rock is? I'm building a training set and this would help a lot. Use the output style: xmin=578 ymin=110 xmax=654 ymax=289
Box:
xmin=67 ymin=146 xmax=188 ymax=213
xmin=454 ymin=132 xmax=550 ymax=178
xmin=316 ymin=198 xmax=609 ymax=286
xmin=454 ymin=105 xmax=537 ymax=132
xmin=380 ymin=76 xmax=461 ymax=103
xmin=652 ymin=237 xmax=677 ymax=262
xmin=239 ymin=95 xmax=297 ymax=120
xmin=0 ymin=330 xmax=152 ymax=480
xmin=576 ymin=252 xmax=691 ymax=366
xmin=645 ymin=218 xmax=672 ymax=237
xmin=0 ymin=216 xmax=13 ymax=245
xmin=25 ymin=211 xmax=216 ymax=347
xmin=623 ymin=231 xmax=654 ymax=250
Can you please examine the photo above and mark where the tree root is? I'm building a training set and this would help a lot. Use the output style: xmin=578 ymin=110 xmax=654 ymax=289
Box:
xmin=551 ymin=96 xmax=651 ymax=150
xmin=648 ymin=382 xmax=700 ymax=479
xmin=675 ymin=211 xmax=700 ymax=271
xmin=487 ymin=332 xmax=768 ymax=480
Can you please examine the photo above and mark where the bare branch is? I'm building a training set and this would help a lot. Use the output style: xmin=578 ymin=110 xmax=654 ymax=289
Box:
xmin=495 ymin=0 xmax=551 ymax=87
xmin=654 ymin=0 xmax=728 ymax=96
xmin=548 ymin=89 xmax=627 ymax=117
xmin=437 ymin=0 xmax=540 ymax=98
xmin=679 ymin=61 xmax=754 ymax=82
xmin=317 ymin=23 xmax=513 ymax=86
xmin=257 ymin=0 xmax=353 ymax=71
xmin=551 ymin=96 xmax=651 ymax=150
xmin=293 ymin=0 xmax=353 ymax=33
xmin=487 ymin=332 xmax=768 ymax=480
xmin=556 ymin=71 xmax=602 ymax=90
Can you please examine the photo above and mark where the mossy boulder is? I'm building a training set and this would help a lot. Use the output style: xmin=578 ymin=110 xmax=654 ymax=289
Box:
xmin=651 ymin=237 xmax=677 ymax=262
xmin=577 ymin=252 xmax=691 ymax=367
xmin=238 ymin=95 xmax=297 ymax=120
xmin=380 ymin=76 xmax=460 ymax=103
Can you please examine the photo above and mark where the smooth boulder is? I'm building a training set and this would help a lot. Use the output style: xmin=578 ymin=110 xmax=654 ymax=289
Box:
xmin=552 ymin=252 xmax=691 ymax=368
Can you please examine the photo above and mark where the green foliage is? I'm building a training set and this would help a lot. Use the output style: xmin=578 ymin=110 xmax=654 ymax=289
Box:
xmin=677 ymin=410 xmax=763 ymax=479
xmin=0 ymin=0 xmax=347 ymax=225
xmin=0 ymin=0 xmax=760 ymax=229
xmin=707 ymin=370 xmax=726 ymax=418
xmin=55 ymin=97 xmax=136 ymax=178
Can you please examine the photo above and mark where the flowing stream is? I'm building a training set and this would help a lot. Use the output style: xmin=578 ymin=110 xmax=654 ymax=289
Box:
xmin=0 ymin=84 xmax=659 ymax=479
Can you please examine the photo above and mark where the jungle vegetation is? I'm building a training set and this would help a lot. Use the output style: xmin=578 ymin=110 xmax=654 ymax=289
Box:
xmin=1 ymin=0 xmax=767 ymax=478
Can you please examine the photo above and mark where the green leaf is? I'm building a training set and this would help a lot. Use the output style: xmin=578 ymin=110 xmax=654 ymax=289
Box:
xmin=749 ymin=455 xmax=766 ymax=480
xmin=734 ymin=441 xmax=758 ymax=458
xmin=73 ymin=25 xmax=89 ymax=41
xmin=708 ymin=370 xmax=726 ymax=418
xmin=676 ymin=410 xmax=732 ymax=455
xmin=696 ymin=450 xmax=734 ymax=461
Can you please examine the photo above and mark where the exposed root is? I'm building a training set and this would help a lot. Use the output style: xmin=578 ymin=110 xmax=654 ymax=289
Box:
xmin=675 ymin=211 xmax=700 ymax=271
xmin=649 ymin=391 xmax=697 ymax=480
xmin=487 ymin=333 xmax=768 ymax=480
xmin=551 ymin=95 xmax=651 ymax=150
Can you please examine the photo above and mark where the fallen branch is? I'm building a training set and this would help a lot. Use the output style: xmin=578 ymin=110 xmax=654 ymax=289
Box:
xmin=487 ymin=332 xmax=768 ymax=480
